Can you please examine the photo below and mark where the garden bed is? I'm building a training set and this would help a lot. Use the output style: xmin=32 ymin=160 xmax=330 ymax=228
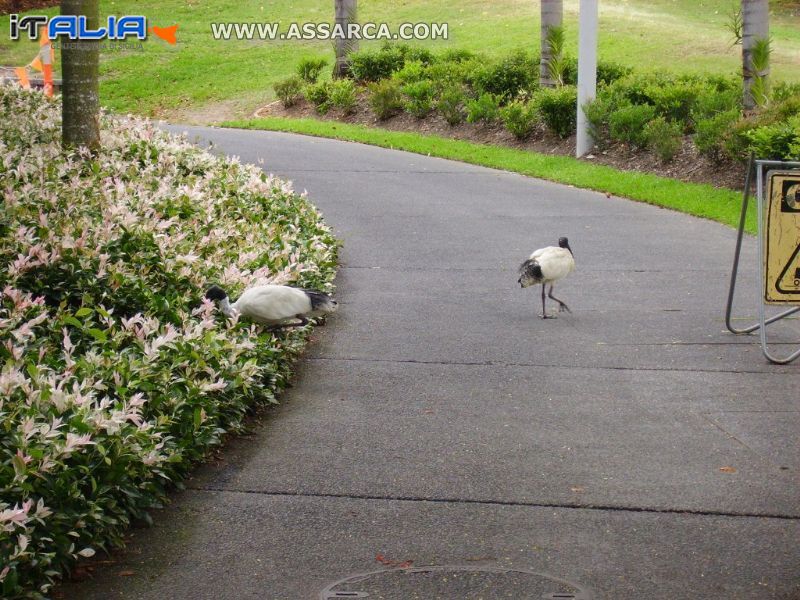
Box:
xmin=263 ymin=45 xmax=800 ymax=193
xmin=0 ymin=84 xmax=338 ymax=598
xmin=256 ymin=97 xmax=748 ymax=191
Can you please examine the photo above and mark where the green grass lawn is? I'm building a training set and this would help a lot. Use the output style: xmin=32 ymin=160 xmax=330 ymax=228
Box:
xmin=1 ymin=0 xmax=798 ymax=121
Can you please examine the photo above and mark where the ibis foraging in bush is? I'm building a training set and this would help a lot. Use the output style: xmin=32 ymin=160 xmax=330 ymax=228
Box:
xmin=518 ymin=237 xmax=575 ymax=319
xmin=205 ymin=284 xmax=338 ymax=328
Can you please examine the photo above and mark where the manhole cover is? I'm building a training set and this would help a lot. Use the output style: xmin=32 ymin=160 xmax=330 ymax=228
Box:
xmin=320 ymin=565 xmax=592 ymax=599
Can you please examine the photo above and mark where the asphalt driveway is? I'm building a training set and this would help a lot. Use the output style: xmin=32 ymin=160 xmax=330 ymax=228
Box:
xmin=63 ymin=127 xmax=800 ymax=600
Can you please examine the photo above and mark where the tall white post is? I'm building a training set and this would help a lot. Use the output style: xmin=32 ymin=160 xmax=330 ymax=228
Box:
xmin=576 ymin=0 xmax=598 ymax=157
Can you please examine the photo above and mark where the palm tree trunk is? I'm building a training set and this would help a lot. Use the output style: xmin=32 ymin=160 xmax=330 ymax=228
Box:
xmin=334 ymin=0 xmax=358 ymax=78
xmin=61 ymin=0 xmax=100 ymax=149
xmin=742 ymin=0 xmax=769 ymax=110
xmin=540 ymin=0 xmax=563 ymax=88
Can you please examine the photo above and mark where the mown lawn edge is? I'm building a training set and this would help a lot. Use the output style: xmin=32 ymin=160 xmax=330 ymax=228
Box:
xmin=222 ymin=117 xmax=753 ymax=234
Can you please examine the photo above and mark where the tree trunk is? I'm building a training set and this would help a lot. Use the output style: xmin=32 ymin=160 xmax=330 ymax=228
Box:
xmin=742 ymin=0 xmax=769 ymax=110
xmin=540 ymin=0 xmax=563 ymax=88
xmin=61 ymin=0 xmax=100 ymax=149
xmin=334 ymin=0 xmax=358 ymax=79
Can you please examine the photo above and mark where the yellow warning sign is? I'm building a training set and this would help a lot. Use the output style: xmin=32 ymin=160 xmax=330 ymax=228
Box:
xmin=764 ymin=171 xmax=800 ymax=304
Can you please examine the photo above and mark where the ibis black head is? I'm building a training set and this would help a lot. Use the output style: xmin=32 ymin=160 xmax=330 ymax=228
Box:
xmin=558 ymin=237 xmax=572 ymax=253
xmin=205 ymin=285 xmax=228 ymax=302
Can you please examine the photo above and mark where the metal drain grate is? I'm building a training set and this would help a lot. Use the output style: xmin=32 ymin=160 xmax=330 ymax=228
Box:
xmin=320 ymin=565 xmax=592 ymax=599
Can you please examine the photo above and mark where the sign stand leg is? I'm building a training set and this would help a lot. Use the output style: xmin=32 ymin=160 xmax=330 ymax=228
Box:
xmin=760 ymin=329 xmax=800 ymax=364
xmin=724 ymin=158 xmax=800 ymax=335
xmin=757 ymin=163 xmax=800 ymax=364
xmin=726 ymin=158 xmax=800 ymax=364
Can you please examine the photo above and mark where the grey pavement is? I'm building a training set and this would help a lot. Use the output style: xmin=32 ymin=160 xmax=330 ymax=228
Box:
xmin=63 ymin=127 xmax=800 ymax=600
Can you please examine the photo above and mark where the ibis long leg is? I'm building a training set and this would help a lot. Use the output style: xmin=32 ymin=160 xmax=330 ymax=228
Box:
xmin=548 ymin=285 xmax=571 ymax=313
xmin=540 ymin=284 xmax=552 ymax=319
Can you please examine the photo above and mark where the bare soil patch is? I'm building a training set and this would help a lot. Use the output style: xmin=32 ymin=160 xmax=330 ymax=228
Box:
xmin=172 ymin=97 xmax=257 ymax=126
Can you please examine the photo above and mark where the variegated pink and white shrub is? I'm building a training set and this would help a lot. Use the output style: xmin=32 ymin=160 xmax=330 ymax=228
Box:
xmin=0 ymin=85 xmax=338 ymax=598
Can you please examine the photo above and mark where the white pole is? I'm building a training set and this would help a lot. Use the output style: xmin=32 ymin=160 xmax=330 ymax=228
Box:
xmin=576 ymin=0 xmax=598 ymax=157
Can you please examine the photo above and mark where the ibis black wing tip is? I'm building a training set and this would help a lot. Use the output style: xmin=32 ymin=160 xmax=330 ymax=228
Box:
xmin=519 ymin=259 xmax=544 ymax=282
xmin=300 ymin=288 xmax=335 ymax=311
xmin=518 ymin=259 xmax=531 ymax=274
xmin=519 ymin=258 xmax=539 ymax=273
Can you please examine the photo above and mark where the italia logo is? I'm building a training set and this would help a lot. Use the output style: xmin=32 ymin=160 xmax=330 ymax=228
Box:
xmin=9 ymin=15 xmax=178 ymax=45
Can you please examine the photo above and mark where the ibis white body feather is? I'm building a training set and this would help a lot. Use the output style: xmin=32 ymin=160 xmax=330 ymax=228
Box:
xmin=525 ymin=246 xmax=575 ymax=285
xmin=207 ymin=284 xmax=337 ymax=326
xmin=518 ymin=237 xmax=575 ymax=319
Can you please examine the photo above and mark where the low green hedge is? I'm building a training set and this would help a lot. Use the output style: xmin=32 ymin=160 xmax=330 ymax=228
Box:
xmin=0 ymin=85 xmax=338 ymax=598
xmin=586 ymin=72 xmax=800 ymax=161
xmin=273 ymin=44 xmax=800 ymax=163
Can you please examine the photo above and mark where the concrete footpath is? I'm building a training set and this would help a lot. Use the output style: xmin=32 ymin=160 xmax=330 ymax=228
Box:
xmin=64 ymin=127 xmax=799 ymax=599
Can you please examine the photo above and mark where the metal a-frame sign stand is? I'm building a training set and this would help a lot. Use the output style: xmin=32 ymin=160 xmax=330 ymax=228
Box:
xmin=726 ymin=156 xmax=800 ymax=364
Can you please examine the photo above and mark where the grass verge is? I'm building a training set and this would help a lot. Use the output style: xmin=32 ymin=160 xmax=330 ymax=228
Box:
xmin=2 ymin=0 xmax=798 ymax=119
xmin=223 ymin=116 xmax=754 ymax=234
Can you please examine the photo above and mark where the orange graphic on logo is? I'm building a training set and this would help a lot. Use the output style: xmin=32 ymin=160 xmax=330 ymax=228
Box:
xmin=150 ymin=24 xmax=178 ymax=45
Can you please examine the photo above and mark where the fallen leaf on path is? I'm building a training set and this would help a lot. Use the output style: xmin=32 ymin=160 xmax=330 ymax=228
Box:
xmin=571 ymin=486 xmax=585 ymax=493
xmin=719 ymin=466 xmax=737 ymax=473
